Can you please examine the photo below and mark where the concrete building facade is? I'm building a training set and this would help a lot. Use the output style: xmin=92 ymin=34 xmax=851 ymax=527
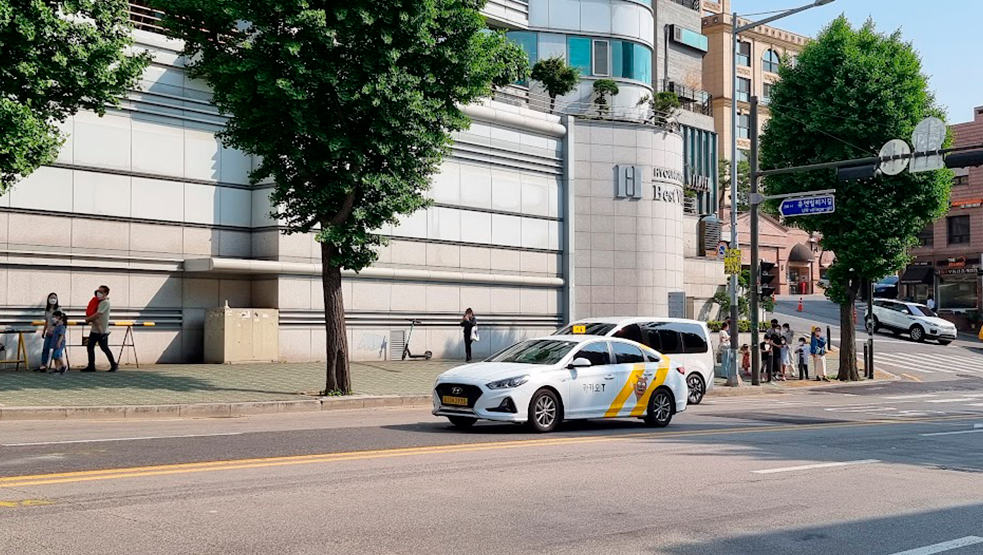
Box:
xmin=0 ymin=2 xmax=728 ymax=365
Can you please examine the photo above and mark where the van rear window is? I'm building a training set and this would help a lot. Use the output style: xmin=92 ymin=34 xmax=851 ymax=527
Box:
xmin=555 ymin=322 xmax=616 ymax=336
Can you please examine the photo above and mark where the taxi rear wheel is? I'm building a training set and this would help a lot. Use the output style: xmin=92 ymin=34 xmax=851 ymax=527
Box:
xmin=644 ymin=389 xmax=674 ymax=428
xmin=447 ymin=416 xmax=477 ymax=429
xmin=686 ymin=374 xmax=706 ymax=405
xmin=527 ymin=389 xmax=562 ymax=433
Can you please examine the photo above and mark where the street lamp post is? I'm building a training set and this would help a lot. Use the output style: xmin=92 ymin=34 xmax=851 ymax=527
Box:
xmin=728 ymin=0 xmax=835 ymax=386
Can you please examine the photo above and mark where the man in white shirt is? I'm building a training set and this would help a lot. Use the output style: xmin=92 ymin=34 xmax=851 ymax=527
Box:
xmin=926 ymin=295 xmax=936 ymax=311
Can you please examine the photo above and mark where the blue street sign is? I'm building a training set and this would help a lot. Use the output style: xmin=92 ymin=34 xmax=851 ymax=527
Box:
xmin=717 ymin=244 xmax=727 ymax=257
xmin=779 ymin=195 xmax=835 ymax=217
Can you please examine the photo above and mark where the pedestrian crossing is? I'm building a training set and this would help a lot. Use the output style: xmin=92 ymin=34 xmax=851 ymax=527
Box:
xmin=871 ymin=350 xmax=983 ymax=377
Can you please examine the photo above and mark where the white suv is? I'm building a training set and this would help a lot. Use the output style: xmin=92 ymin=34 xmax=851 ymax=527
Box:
xmin=554 ymin=318 xmax=714 ymax=404
xmin=865 ymin=299 xmax=958 ymax=345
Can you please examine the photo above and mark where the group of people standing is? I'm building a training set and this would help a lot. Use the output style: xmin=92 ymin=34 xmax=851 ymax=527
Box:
xmin=36 ymin=286 xmax=118 ymax=373
xmin=728 ymin=319 xmax=829 ymax=382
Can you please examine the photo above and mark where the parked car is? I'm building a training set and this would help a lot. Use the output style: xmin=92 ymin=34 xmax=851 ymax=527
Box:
xmin=872 ymin=275 xmax=899 ymax=299
xmin=865 ymin=299 xmax=957 ymax=344
xmin=432 ymin=336 xmax=688 ymax=432
xmin=554 ymin=317 xmax=714 ymax=405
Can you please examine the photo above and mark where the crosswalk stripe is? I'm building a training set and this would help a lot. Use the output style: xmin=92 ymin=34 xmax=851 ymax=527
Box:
xmin=926 ymin=354 xmax=983 ymax=370
xmin=874 ymin=353 xmax=961 ymax=373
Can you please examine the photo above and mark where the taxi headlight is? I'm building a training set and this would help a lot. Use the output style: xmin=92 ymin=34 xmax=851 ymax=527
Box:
xmin=486 ymin=375 xmax=529 ymax=389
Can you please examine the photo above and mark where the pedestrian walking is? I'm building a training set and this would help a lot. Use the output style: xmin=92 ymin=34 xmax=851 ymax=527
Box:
xmin=37 ymin=292 xmax=60 ymax=372
xmin=460 ymin=308 xmax=477 ymax=362
xmin=48 ymin=310 xmax=68 ymax=375
xmin=795 ymin=337 xmax=809 ymax=380
xmin=811 ymin=326 xmax=829 ymax=381
xmin=718 ymin=321 xmax=733 ymax=378
xmin=82 ymin=285 xmax=118 ymax=372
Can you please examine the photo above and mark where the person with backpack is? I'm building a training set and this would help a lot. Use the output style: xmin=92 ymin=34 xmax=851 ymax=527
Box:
xmin=811 ymin=326 xmax=829 ymax=382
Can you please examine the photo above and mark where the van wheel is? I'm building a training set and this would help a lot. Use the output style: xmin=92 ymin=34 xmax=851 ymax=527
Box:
xmin=686 ymin=374 xmax=706 ymax=405
xmin=910 ymin=325 xmax=925 ymax=343
xmin=644 ymin=389 xmax=674 ymax=428
xmin=527 ymin=389 xmax=561 ymax=433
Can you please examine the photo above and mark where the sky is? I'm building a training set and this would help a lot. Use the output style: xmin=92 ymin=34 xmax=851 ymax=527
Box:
xmin=732 ymin=0 xmax=982 ymax=123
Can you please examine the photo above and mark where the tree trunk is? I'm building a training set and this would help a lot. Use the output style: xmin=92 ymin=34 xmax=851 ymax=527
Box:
xmin=321 ymin=242 xmax=351 ymax=395
xmin=837 ymin=286 xmax=860 ymax=381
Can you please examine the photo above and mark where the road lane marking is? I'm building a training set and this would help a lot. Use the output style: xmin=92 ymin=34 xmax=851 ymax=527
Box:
xmin=884 ymin=394 xmax=937 ymax=400
xmin=888 ymin=536 xmax=983 ymax=555
xmin=751 ymin=459 xmax=880 ymax=474
xmin=1 ymin=415 xmax=979 ymax=489
xmin=1 ymin=432 xmax=245 ymax=447
xmin=920 ymin=429 xmax=983 ymax=437
xmin=925 ymin=399 xmax=974 ymax=404
xmin=0 ymin=499 xmax=55 ymax=509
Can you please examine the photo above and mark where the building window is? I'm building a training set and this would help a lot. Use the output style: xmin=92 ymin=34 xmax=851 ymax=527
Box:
xmin=592 ymin=40 xmax=609 ymax=76
xmin=737 ymin=41 xmax=750 ymax=67
xmin=947 ymin=215 xmax=970 ymax=245
xmin=736 ymin=77 xmax=750 ymax=103
xmin=567 ymin=36 xmax=591 ymax=76
xmin=953 ymin=173 xmax=969 ymax=186
xmin=737 ymin=113 xmax=750 ymax=139
xmin=506 ymin=31 xmax=538 ymax=70
xmin=917 ymin=224 xmax=934 ymax=247
xmin=762 ymin=49 xmax=781 ymax=73
xmin=762 ymin=82 xmax=773 ymax=104
xmin=611 ymin=40 xmax=652 ymax=83
xmin=786 ymin=53 xmax=798 ymax=68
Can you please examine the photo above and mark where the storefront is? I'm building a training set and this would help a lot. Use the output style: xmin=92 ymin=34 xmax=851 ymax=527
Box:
xmin=936 ymin=257 xmax=982 ymax=312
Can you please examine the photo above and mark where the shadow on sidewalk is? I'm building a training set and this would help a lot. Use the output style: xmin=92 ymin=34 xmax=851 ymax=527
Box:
xmin=0 ymin=370 xmax=305 ymax=397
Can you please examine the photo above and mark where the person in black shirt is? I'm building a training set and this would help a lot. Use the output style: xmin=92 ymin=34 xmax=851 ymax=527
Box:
xmin=460 ymin=308 xmax=477 ymax=362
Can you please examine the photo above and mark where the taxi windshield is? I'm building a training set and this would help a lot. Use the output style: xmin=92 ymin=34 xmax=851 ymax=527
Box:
xmin=554 ymin=322 xmax=616 ymax=336
xmin=488 ymin=339 xmax=576 ymax=365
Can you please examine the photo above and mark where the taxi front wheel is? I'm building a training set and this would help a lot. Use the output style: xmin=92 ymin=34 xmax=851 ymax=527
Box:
xmin=644 ymin=389 xmax=674 ymax=428
xmin=527 ymin=389 xmax=562 ymax=433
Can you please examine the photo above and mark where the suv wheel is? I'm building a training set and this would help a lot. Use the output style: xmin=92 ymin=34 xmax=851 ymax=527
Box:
xmin=910 ymin=325 xmax=925 ymax=343
xmin=686 ymin=374 xmax=706 ymax=405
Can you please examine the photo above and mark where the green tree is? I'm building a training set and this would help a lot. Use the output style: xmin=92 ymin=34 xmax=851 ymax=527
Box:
xmin=637 ymin=91 xmax=681 ymax=126
xmin=482 ymin=31 xmax=530 ymax=89
xmin=0 ymin=0 xmax=149 ymax=192
xmin=530 ymin=57 xmax=579 ymax=113
xmin=591 ymin=79 xmax=619 ymax=116
xmin=157 ymin=1 xmax=528 ymax=394
xmin=760 ymin=17 xmax=951 ymax=381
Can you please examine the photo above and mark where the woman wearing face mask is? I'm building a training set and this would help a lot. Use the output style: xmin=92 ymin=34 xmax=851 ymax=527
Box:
xmin=38 ymin=292 xmax=61 ymax=372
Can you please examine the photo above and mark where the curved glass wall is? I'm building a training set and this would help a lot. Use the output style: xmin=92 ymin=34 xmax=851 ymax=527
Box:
xmin=508 ymin=31 xmax=653 ymax=85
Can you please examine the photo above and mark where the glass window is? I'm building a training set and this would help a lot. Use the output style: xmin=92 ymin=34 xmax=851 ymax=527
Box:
xmin=609 ymin=40 xmax=651 ymax=82
xmin=612 ymin=324 xmax=644 ymax=344
xmin=762 ymin=82 xmax=773 ymax=104
xmin=568 ymin=36 xmax=591 ymax=77
xmin=573 ymin=342 xmax=611 ymax=366
xmin=592 ymin=40 xmax=609 ymax=76
xmin=940 ymin=277 xmax=977 ymax=309
xmin=489 ymin=339 xmax=574 ymax=365
xmin=762 ymin=49 xmax=781 ymax=73
xmin=953 ymin=173 xmax=969 ymax=186
xmin=911 ymin=305 xmax=938 ymax=318
xmin=947 ymin=215 xmax=970 ymax=245
xmin=737 ymin=113 xmax=750 ymax=139
xmin=506 ymin=31 xmax=538 ymax=69
xmin=612 ymin=342 xmax=645 ymax=364
xmin=736 ymin=77 xmax=750 ymax=103
xmin=554 ymin=322 xmax=616 ymax=336
xmin=917 ymin=224 xmax=934 ymax=247
xmin=639 ymin=322 xmax=683 ymax=354
xmin=678 ymin=324 xmax=709 ymax=353
xmin=737 ymin=41 xmax=750 ymax=67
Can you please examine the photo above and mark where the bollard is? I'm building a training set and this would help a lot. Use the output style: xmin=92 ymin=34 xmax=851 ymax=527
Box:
xmin=797 ymin=297 xmax=803 ymax=312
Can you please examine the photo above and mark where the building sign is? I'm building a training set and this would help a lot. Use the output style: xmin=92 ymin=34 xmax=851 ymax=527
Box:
xmin=685 ymin=169 xmax=711 ymax=193
xmin=652 ymin=166 xmax=684 ymax=204
xmin=615 ymin=165 xmax=643 ymax=199
xmin=653 ymin=167 xmax=684 ymax=186
xmin=724 ymin=248 xmax=742 ymax=275
xmin=951 ymin=198 xmax=983 ymax=209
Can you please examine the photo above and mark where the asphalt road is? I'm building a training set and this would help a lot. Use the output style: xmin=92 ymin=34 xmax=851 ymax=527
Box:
xmin=3 ymin=375 xmax=983 ymax=554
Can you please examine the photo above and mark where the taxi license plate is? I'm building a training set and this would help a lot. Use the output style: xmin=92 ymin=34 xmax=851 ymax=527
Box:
xmin=442 ymin=395 xmax=468 ymax=406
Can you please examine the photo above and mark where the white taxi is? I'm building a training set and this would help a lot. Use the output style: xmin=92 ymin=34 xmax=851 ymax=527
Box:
xmin=432 ymin=335 xmax=688 ymax=432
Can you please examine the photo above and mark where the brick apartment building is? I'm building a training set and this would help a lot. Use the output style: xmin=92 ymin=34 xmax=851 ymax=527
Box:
xmin=903 ymin=105 xmax=983 ymax=328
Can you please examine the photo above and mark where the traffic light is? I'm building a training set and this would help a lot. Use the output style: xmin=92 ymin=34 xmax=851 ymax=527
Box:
xmin=759 ymin=261 xmax=777 ymax=298
xmin=945 ymin=149 xmax=983 ymax=169
xmin=837 ymin=164 xmax=879 ymax=181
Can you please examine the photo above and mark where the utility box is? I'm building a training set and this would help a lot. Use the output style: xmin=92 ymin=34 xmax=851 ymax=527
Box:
xmin=204 ymin=306 xmax=279 ymax=363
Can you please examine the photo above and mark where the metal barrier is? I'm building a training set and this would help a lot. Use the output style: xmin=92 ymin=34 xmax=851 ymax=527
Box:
xmin=25 ymin=321 xmax=157 ymax=370
xmin=0 ymin=330 xmax=30 ymax=370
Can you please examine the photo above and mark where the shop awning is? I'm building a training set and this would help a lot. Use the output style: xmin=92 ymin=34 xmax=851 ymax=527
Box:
xmin=900 ymin=265 xmax=934 ymax=285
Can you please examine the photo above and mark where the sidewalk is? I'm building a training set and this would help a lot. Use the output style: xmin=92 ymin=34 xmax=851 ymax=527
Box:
xmin=0 ymin=357 xmax=890 ymax=420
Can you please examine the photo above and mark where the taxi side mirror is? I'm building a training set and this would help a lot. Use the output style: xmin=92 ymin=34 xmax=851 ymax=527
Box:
xmin=568 ymin=357 xmax=592 ymax=369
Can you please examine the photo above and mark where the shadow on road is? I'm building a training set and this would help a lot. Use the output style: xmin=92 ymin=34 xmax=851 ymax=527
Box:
xmin=659 ymin=503 xmax=983 ymax=555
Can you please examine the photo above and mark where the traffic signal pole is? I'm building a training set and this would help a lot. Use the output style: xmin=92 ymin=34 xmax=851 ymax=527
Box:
xmin=749 ymin=96 xmax=761 ymax=385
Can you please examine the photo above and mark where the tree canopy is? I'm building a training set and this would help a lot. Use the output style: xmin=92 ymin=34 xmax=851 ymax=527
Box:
xmin=760 ymin=16 xmax=951 ymax=379
xmin=157 ymin=0 xmax=528 ymax=392
xmin=0 ymin=0 xmax=148 ymax=191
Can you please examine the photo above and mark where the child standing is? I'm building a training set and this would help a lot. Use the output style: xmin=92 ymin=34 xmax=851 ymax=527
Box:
xmin=795 ymin=337 xmax=809 ymax=380
xmin=740 ymin=344 xmax=750 ymax=377
xmin=811 ymin=327 xmax=829 ymax=382
xmin=49 ymin=311 xmax=68 ymax=374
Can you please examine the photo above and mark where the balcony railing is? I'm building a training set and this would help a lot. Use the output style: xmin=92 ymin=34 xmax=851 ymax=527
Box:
xmin=662 ymin=80 xmax=713 ymax=116
xmin=129 ymin=1 xmax=166 ymax=34
xmin=668 ymin=0 xmax=701 ymax=10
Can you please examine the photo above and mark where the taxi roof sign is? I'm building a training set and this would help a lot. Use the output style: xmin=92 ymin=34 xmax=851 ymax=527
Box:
xmin=572 ymin=325 xmax=586 ymax=334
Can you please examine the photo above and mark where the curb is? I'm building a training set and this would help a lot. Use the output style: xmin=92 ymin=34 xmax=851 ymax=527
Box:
xmin=0 ymin=394 xmax=433 ymax=421
xmin=709 ymin=371 xmax=897 ymax=397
